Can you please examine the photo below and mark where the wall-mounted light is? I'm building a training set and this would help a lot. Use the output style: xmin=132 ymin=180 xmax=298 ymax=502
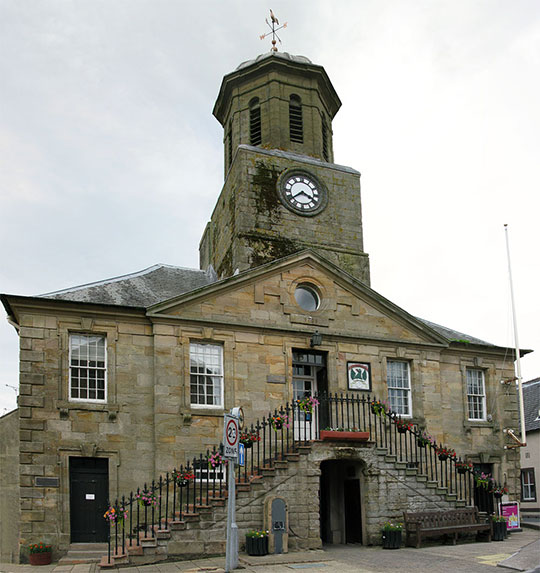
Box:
xmin=310 ymin=330 xmax=322 ymax=348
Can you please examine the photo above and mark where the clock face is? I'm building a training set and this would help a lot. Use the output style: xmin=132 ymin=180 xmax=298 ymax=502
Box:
xmin=277 ymin=170 xmax=328 ymax=216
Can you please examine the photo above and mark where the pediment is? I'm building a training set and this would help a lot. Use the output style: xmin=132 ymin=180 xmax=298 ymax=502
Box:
xmin=147 ymin=252 xmax=447 ymax=346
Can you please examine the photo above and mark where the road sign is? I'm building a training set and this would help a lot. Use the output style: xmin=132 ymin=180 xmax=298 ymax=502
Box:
xmin=238 ymin=443 xmax=245 ymax=466
xmin=223 ymin=414 xmax=239 ymax=460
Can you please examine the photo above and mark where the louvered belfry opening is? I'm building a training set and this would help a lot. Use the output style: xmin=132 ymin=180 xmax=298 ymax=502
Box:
xmin=322 ymin=118 xmax=329 ymax=161
xmin=249 ymin=97 xmax=262 ymax=146
xmin=289 ymin=94 xmax=303 ymax=143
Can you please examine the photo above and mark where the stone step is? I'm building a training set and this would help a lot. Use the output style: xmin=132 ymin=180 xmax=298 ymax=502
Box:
xmin=59 ymin=542 xmax=109 ymax=565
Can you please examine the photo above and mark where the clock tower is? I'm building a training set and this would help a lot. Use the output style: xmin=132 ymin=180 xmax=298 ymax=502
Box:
xmin=199 ymin=51 xmax=370 ymax=284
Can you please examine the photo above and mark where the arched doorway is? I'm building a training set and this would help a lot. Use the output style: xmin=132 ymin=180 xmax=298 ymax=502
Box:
xmin=320 ymin=460 xmax=364 ymax=544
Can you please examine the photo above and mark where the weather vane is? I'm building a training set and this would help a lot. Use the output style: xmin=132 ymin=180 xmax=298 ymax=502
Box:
xmin=260 ymin=9 xmax=287 ymax=52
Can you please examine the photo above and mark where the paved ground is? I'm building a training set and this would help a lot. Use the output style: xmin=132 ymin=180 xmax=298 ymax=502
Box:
xmin=1 ymin=528 xmax=538 ymax=573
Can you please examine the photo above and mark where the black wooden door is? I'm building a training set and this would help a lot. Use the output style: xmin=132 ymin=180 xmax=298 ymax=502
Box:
xmin=69 ymin=457 xmax=109 ymax=542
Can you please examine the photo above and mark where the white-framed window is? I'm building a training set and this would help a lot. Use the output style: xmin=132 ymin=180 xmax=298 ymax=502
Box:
xmin=521 ymin=468 xmax=537 ymax=501
xmin=69 ymin=334 xmax=106 ymax=402
xmin=466 ymin=368 xmax=486 ymax=421
xmin=387 ymin=360 xmax=411 ymax=417
xmin=190 ymin=343 xmax=223 ymax=408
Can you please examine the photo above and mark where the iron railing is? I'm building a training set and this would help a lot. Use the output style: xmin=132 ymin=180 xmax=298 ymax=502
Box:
xmin=104 ymin=392 xmax=504 ymax=563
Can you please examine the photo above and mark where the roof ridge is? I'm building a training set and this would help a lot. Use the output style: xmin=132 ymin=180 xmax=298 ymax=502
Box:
xmin=39 ymin=263 xmax=203 ymax=297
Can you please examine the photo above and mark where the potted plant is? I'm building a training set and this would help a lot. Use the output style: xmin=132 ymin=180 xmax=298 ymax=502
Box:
xmin=492 ymin=485 xmax=508 ymax=499
xmin=270 ymin=413 xmax=289 ymax=431
xmin=436 ymin=445 xmax=456 ymax=462
xmin=104 ymin=504 xmax=128 ymax=524
xmin=370 ymin=399 xmax=388 ymax=417
xmin=395 ymin=418 xmax=413 ymax=434
xmin=172 ymin=469 xmax=196 ymax=487
xmin=135 ymin=490 xmax=159 ymax=508
xmin=239 ymin=430 xmax=260 ymax=449
xmin=492 ymin=515 xmax=507 ymax=541
xmin=28 ymin=543 xmax=52 ymax=566
xmin=455 ymin=460 xmax=473 ymax=474
xmin=245 ymin=529 xmax=269 ymax=556
xmin=381 ymin=521 xmax=402 ymax=549
xmin=320 ymin=427 xmax=370 ymax=442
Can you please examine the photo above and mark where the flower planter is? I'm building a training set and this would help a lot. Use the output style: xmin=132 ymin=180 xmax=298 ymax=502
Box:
xmin=457 ymin=467 xmax=468 ymax=474
xmin=381 ymin=530 xmax=402 ymax=549
xmin=438 ymin=454 xmax=448 ymax=461
xmin=29 ymin=552 xmax=52 ymax=566
xmin=493 ymin=492 xmax=503 ymax=499
xmin=246 ymin=536 xmax=268 ymax=556
xmin=320 ymin=430 xmax=369 ymax=442
xmin=242 ymin=442 xmax=253 ymax=449
xmin=397 ymin=426 xmax=407 ymax=434
xmin=417 ymin=440 xmax=428 ymax=448
xmin=492 ymin=521 xmax=507 ymax=541
xmin=273 ymin=421 xmax=283 ymax=430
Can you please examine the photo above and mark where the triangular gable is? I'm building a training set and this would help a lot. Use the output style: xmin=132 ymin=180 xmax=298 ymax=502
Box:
xmin=147 ymin=251 xmax=448 ymax=347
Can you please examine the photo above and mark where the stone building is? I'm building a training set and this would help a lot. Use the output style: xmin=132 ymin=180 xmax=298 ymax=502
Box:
xmin=520 ymin=378 xmax=539 ymax=515
xmin=0 ymin=51 xmax=527 ymax=564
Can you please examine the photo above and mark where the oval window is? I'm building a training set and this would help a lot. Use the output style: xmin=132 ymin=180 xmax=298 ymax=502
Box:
xmin=294 ymin=285 xmax=320 ymax=311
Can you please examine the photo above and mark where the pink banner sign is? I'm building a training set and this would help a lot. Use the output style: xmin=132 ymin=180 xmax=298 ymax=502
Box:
xmin=501 ymin=501 xmax=520 ymax=530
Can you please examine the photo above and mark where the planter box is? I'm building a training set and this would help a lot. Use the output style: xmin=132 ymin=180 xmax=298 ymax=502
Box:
xmin=382 ymin=529 xmax=402 ymax=549
xmin=492 ymin=521 xmax=507 ymax=541
xmin=29 ymin=552 xmax=52 ymax=566
xmin=320 ymin=431 xmax=369 ymax=442
xmin=246 ymin=536 xmax=268 ymax=556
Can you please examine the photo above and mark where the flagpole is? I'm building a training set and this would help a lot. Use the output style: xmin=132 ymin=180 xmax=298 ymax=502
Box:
xmin=504 ymin=224 xmax=526 ymax=445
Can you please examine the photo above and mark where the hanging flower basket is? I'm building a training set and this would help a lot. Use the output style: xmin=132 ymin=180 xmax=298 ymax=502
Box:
xmin=209 ymin=452 xmax=226 ymax=469
xmin=395 ymin=418 xmax=412 ymax=434
xmin=492 ymin=485 xmax=508 ymax=498
xmin=104 ymin=505 xmax=128 ymax=524
xmin=136 ymin=491 xmax=159 ymax=508
xmin=370 ymin=400 xmax=388 ymax=417
xmin=270 ymin=414 xmax=289 ymax=431
xmin=172 ymin=470 xmax=196 ymax=487
xmin=239 ymin=431 xmax=260 ymax=449
xmin=297 ymin=396 xmax=319 ymax=414
xmin=436 ymin=446 xmax=456 ymax=462
xmin=416 ymin=431 xmax=435 ymax=449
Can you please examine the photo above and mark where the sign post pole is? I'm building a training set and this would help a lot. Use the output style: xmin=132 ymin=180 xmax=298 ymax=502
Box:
xmin=223 ymin=408 xmax=242 ymax=572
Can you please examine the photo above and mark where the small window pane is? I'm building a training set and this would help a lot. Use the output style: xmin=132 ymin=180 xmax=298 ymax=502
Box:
xmin=295 ymin=285 xmax=320 ymax=311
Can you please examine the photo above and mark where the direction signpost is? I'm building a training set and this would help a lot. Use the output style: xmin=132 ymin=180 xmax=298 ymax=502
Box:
xmin=224 ymin=411 xmax=240 ymax=572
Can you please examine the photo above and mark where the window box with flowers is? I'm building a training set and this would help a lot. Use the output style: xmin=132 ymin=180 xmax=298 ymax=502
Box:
xmin=245 ymin=529 xmax=269 ymax=556
xmin=319 ymin=427 xmax=370 ymax=442
xmin=28 ymin=543 xmax=52 ymax=566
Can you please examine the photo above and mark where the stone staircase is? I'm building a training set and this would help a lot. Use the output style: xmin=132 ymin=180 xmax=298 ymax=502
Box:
xmin=58 ymin=543 xmax=108 ymax=565
xmin=98 ymin=440 xmax=468 ymax=568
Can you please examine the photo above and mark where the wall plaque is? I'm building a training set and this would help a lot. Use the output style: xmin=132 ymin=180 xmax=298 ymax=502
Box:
xmin=35 ymin=477 xmax=60 ymax=488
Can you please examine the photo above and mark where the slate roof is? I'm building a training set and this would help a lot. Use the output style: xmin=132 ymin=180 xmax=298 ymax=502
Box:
xmin=417 ymin=318 xmax=495 ymax=347
xmin=40 ymin=264 xmax=217 ymax=308
xmin=36 ymin=261 xmax=501 ymax=350
xmin=522 ymin=378 xmax=540 ymax=432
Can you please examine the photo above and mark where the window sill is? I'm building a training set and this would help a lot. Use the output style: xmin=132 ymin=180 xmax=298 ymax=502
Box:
xmin=189 ymin=407 xmax=225 ymax=417
xmin=56 ymin=400 xmax=118 ymax=420
xmin=464 ymin=420 xmax=496 ymax=432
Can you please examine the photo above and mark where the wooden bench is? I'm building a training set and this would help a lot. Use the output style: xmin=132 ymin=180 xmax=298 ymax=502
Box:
xmin=403 ymin=508 xmax=491 ymax=548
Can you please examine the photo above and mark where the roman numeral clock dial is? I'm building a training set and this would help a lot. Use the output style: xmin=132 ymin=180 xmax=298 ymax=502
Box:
xmin=277 ymin=169 xmax=328 ymax=216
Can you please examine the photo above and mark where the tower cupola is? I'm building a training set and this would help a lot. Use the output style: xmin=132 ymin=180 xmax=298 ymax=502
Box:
xmin=213 ymin=52 xmax=341 ymax=176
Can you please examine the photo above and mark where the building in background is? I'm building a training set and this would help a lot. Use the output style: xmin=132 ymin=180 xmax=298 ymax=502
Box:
xmin=520 ymin=378 xmax=539 ymax=515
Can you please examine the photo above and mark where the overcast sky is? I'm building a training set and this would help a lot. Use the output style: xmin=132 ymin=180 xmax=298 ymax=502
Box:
xmin=1 ymin=0 xmax=539 ymax=414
